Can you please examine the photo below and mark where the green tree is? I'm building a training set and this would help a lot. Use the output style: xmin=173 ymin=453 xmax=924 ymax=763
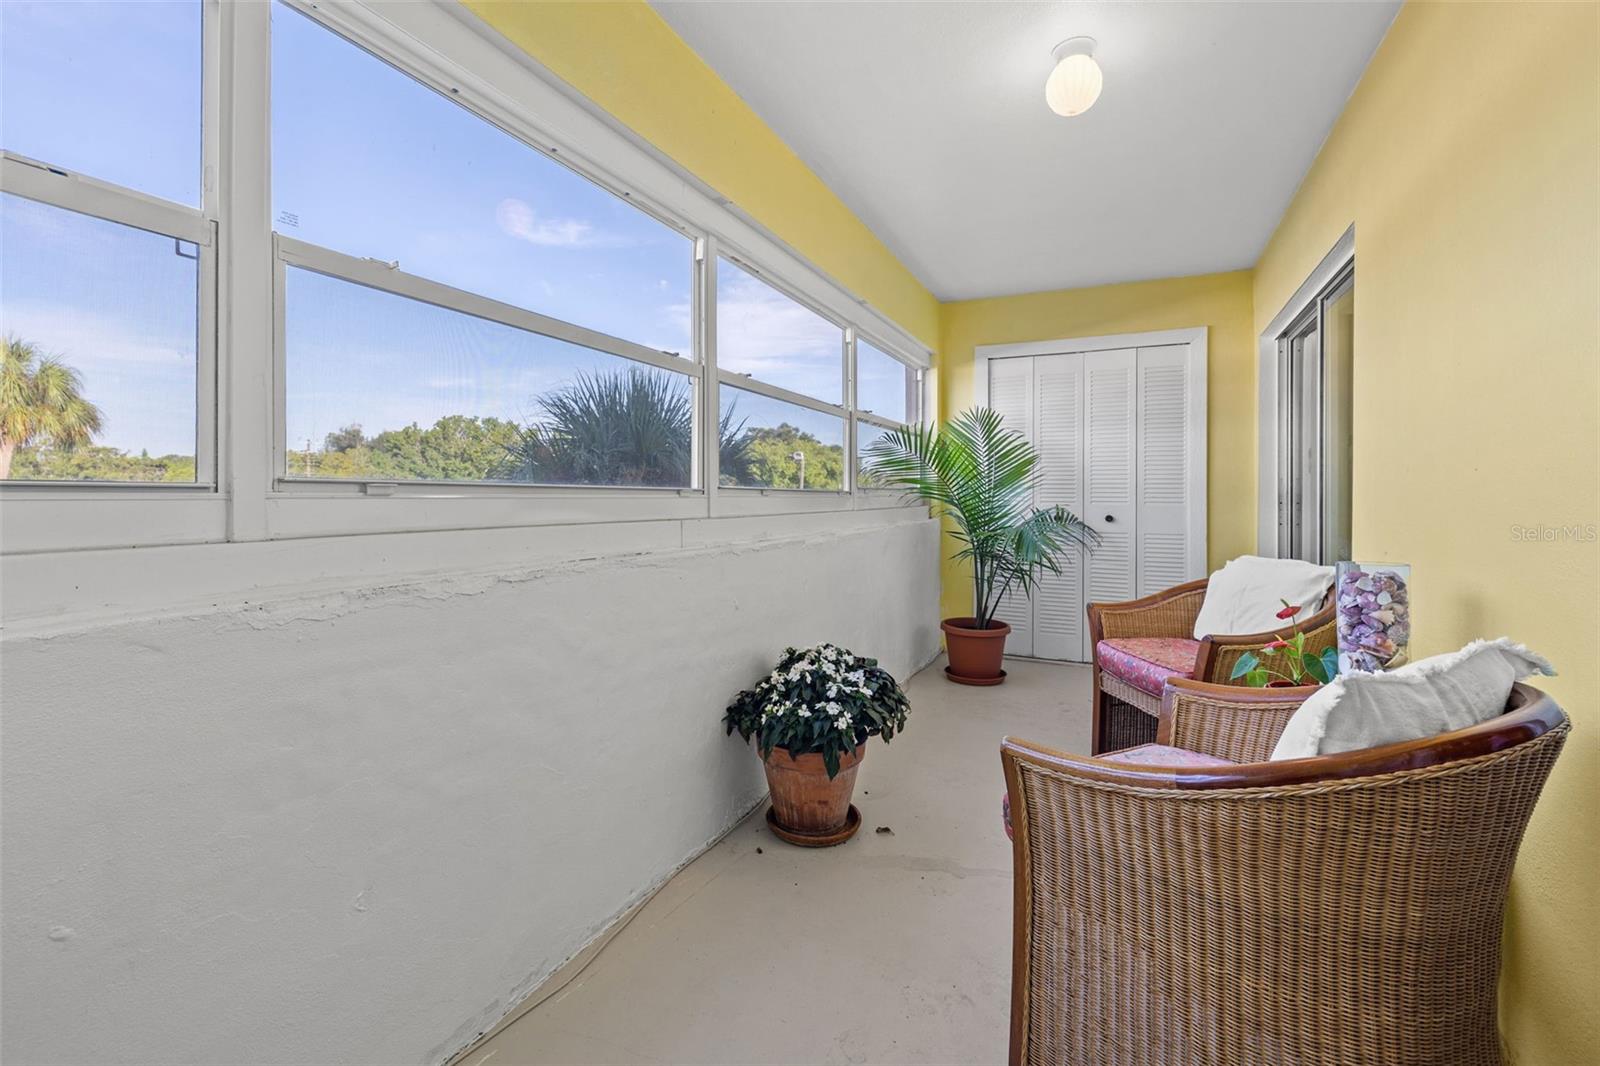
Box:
xmin=9 ymin=444 xmax=195 ymax=483
xmin=369 ymin=415 xmax=521 ymax=481
xmin=287 ymin=415 xmax=521 ymax=481
xmin=283 ymin=368 xmax=757 ymax=486
xmin=0 ymin=336 xmax=104 ymax=479
xmin=323 ymin=423 xmax=367 ymax=453
xmin=286 ymin=442 xmax=383 ymax=479
xmin=731 ymin=423 xmax=844 ymax=490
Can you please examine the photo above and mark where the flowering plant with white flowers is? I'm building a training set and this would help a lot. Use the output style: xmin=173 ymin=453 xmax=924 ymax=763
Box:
xmin=724 ymin=643 xmax=911 ymax=779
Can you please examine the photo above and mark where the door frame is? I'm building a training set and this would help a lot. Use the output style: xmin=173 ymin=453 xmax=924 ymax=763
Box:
xmin=972 ymin=326 xmax=1209 ymax=581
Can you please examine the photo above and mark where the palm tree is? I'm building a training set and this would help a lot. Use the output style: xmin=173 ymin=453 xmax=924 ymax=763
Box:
xmin=717 ymin=406 xmax=755 ymax=486
xmin=494 ymin=364 xmax=755 ymax=487
xmin=863 ymin=407 xmax=1098 ymax=629
xmin=0 ymin=336 xmax=104 ymax=479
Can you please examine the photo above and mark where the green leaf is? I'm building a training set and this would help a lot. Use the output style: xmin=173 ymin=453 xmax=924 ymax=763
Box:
xmin=1304 ymin=654 xmax=1329 ymax=685
xmin=1230 ymin=652 xmax=1260 ymax=680
xmin=1321 ymin=647 xmax=1340 ymax=680
xmin=1245 ymin=669 xmax=1271 ymax=687
xmin=727 ymin=643 xmax=912 ymax=762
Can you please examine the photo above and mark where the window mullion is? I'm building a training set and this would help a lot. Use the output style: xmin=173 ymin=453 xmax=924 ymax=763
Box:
xmin=218 ymin=0 xmax=273 ymax=538
xmin=196 ymin=0 xmax=223 ymax=490
xmin=202 ymin=0 xmax=223 ymax=221
xmin=702 ymin=238 xmax=721 ymax=503
xmin=844 ymin=327 xmax=856 ymax=495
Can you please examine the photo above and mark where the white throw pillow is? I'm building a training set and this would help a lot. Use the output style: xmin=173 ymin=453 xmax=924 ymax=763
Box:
xmin=1269 ymin=638 xmax=1556 ymax=761
xmin=1192 ymin=555 xmax=1335 ymax=640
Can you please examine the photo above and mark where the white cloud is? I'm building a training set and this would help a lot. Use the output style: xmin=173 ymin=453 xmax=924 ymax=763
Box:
xmin=2 ymin=302 xmax=193 ymax=369
xmin=495 ymin=197 xmax=621 ymax=249
xmin=715 ymin=270 xmax=842 ymax=400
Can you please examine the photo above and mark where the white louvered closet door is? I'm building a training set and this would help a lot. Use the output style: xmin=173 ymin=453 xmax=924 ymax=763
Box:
xmin=984 ymin=341 xmax=1200 ymax=663
xmin=1029 ymin=354 xmax=1087 ymax=661
xmin=1081 ymin=349 xmax=1139 ymax=611
xmin=1136 ymin=346 xmax=1193 ymax=594
xmin=986 ymin=355 xmax=1035 ymax=656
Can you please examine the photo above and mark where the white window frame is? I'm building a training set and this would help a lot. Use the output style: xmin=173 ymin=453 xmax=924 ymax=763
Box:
xmin=0 ymin=0 xmax=933 ymax=555
xmin=268 ymin=0 xmax=707 ymax=501
xmin=853 ymin=332 xmax=920 ymax=424
xmin=0 ymin=155 xmax=220 ymax=488
xmin=272 ymin=235 xmax=703 ymax=493
xmin=0 ymin=0 xmax=224 ymax=551
xmin=712 ymin=247 xmax=852 ymax=496
xmin=851 ymin=329 xmax=922 ymax=495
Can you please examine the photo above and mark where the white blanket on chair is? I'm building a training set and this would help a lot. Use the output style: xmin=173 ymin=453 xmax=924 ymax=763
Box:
xmin=1191 ymin=555 xmax=1335 ymax=640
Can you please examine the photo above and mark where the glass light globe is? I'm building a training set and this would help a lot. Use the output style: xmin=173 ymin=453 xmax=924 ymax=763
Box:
xmin=1045 ymin=53 xmax=1102 ymax=117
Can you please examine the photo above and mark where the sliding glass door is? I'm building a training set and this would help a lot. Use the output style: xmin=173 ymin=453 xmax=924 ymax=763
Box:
xmin=1276 ymin=264 xmax=1353 ymax=564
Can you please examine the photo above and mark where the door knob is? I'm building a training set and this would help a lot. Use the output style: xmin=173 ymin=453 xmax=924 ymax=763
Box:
xmin=1104 ymin=514 xmax=1115 ymax=523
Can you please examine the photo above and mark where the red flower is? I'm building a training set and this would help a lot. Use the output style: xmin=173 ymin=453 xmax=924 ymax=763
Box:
xmin=1275 ymin=604 xmax=1299 ymax=620
xmin=1265 ymin=639 xmax=1290 ymax=650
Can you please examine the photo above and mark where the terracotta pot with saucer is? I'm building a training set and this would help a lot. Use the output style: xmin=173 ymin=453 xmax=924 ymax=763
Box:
xmin=763 ymin=744 xmax=865 ymax=847
xmin=941 ymin=617 xmax=1011 ymax=685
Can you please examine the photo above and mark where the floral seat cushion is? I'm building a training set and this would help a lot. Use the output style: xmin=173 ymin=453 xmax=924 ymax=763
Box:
xmin=1095 ymin=637 xmax=1202 ymax=697
xmin=1097 ymin=743 xmax=1237 ymax=768
xmin=1003 ymin=744 xmax=1235 ymax=838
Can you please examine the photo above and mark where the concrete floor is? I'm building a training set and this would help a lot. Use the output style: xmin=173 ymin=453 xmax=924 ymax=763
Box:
xmin=463 ymin=655 xmax=1090 ymax=1066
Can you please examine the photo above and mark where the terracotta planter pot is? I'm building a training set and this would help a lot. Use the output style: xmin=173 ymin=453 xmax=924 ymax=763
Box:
xmin=763 ymin=744 xmax=865 ymax=844
xmin=942 ymin=617 xmax=1011 ymax=684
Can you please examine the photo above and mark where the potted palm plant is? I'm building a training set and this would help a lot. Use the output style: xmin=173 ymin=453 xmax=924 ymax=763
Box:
xmin=725 ymin=644 xmax=910 ymax=847
xmin=864 ymin=407 xmax=1097 ymax=685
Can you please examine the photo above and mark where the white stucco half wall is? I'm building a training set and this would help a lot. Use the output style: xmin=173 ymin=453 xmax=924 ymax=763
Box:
xmin=1 ymin=513 xmax=940 ymax=1064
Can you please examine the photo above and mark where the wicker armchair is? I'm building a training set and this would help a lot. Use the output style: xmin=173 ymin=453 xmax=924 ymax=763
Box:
xmin=1087 ymin=577 xmax=1336 ymax=754
xmin=1000 ymin=680 xmax=1570 ymax=1066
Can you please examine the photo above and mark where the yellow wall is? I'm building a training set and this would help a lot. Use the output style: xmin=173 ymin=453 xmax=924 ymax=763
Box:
xmin=461 ymin=0 xmax=939 ymax=349
xmin=937 ymin=271 xmax=1258 ymax=620
xmin=1253 ymin=4 xmax=1599 ymax=1063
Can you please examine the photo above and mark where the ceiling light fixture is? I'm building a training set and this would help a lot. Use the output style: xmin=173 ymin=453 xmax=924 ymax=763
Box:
xmin=1045 ymin=36 xmax=1102 ymax=117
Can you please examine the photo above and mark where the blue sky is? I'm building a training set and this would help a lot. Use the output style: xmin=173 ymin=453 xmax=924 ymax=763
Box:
xmin=1 ymin=1 xmax=905 ymax=465
xmin=856 ymin=338 xmax=912 ymax=422
xmin=0 ymin=1 xmax=201 ymax=208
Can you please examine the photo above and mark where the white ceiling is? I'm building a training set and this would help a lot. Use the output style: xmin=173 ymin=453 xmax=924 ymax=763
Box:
xmin=652 ymin=1 xmax=1399 ymax=301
